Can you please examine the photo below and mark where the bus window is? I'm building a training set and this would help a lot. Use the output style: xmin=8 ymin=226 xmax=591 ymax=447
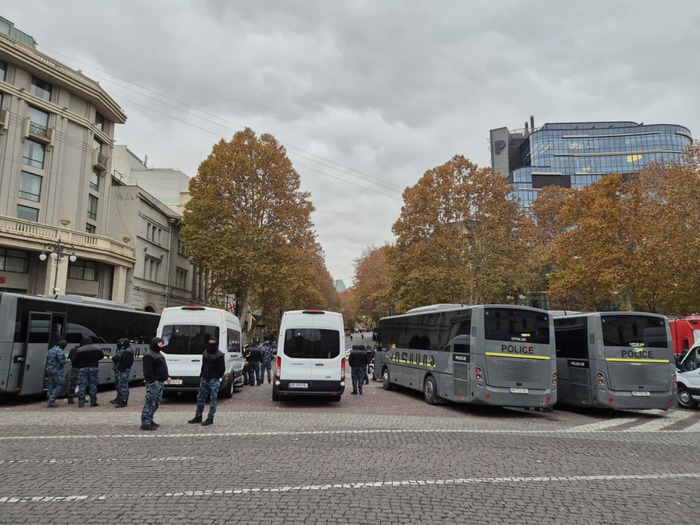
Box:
xmin=484 ymin=308 xmax=550 ymax=344
xmin=553 ymin=317 xmax=588 ymax=359
xmin=601 ymin=315 xmax=668 ymax=347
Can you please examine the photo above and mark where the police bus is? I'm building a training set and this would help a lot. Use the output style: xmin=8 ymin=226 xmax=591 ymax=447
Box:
xmin=0 ymin=292 xmax=160 ymax=397
xmin=375 ymin=304 xmax=557 ymax=408
xmin=553 ymin=311 xmax=677 ymax=409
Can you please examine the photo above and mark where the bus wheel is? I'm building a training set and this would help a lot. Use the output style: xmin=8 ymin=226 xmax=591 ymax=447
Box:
xmin=678 ymin=386 xmax=698 ymax=409
xmin=382 ymin=368 xmax=393 ymax=390
xmin=424 ymin=376 xmax=438 ymax=405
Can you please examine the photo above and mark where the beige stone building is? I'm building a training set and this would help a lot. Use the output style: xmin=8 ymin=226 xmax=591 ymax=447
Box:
xmin=0 ymin=17 xmax=201 ymax=311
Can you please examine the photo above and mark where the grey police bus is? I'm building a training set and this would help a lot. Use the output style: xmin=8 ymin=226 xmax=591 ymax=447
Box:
xmin=553 ymin=311 xmax=677 ymax=410
xmin=375 ymin=304 xmax=557 ymax=409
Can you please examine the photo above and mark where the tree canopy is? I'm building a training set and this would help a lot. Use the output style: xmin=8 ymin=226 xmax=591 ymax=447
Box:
xmin=181 ymin=127 xmax=338 ymax=333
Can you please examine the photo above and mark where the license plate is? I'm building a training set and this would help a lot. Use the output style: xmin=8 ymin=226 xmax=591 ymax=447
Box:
xmin=631 ymin=391 xmax=650 ymax=397
xmin=509 ymin=387 xmax=529 ymax=394
xmin=289 ymin=383 xmax=308 ymax=389
xmin=169 ymin=379 xmax=183 ymax=385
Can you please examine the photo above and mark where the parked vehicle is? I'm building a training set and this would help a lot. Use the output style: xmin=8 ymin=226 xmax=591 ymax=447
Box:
xmin=676 ymin=343 xmax=700 ymax=409
xmin=273 ymin=310 xmax=345 ymax=401
xmin=157 ymin=306 xmax=244 ymax=398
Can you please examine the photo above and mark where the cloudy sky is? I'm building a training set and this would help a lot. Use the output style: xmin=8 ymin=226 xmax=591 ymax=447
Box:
xmin=6 ymin=1 xmax=700 ymax=286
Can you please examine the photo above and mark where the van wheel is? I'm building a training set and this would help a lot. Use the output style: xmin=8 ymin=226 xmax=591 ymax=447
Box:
xmin=382 ymin=368 xmax=393 ymax=390
xmin=678 ymin=385 xmax=698 ymax=409
xmin=272 ymin=388 xmax=280 ymax=402
xmin=220 ymin=378 xmax=234 ymax=399
xmin=424 ymin=376 xmax=438 ymax=405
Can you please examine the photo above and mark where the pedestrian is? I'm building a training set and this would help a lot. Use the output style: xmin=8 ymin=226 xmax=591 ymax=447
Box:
xmin=188 ymin=337 xmax=225 ymax=426
xmin=246 ymin=344 xmax=262 ymax=386
xmin=348 ymin=345 xmax=367 ymax=395
xmin=141 ymin=337 xmax=170 ymax=431
xmin=365 ymin=344 xmax=375 ymax=384
xmin=112 ymin=338 xmax=134 ymax=408
xmin=242 ymin=344 xmax=250 ymax=385
xmin=260 ymin=340 xmax=274 ymax=384
xmin=65 ymin=345 xmax=79 ymax=404
xmin=72 ymin=337 xmax=104 ymax=407
xmin=46 ymin=340 xmax=67 ymax=407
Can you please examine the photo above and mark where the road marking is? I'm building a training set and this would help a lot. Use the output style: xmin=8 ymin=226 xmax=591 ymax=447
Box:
xmin=623 ymin=410 xmax=697 ymax=432
xmin=0 ymin=472 xmax=698 ymax=504
xmin=0 ymin=456 xmax=196 ymax=465
xmin=0 ymin=420 xmax=698 ymax=442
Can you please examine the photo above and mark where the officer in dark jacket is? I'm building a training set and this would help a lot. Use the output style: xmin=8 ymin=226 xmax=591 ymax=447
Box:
xmin=246 ymin=344 xmax=263 ymax=386
xmin=188 ymin=337 xmax=225 ymax=426
xmin=112 ymin=338 xmax=134 ymax=408
xmin=348 ymin=345 xmax=367 ymax=395
xmin=72 ymin=337 xmax=105 ymax=407
xmin=65 ymin=345 xmax=79 ymax=404
xmin=140 ymin=337 xmax=170 ymax=431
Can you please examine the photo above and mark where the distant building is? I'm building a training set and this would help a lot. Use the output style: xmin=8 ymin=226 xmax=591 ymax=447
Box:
xmin=335 ymin=279 xmax=346 ymax=292
xmin=490 ymin=117 xmax=693 ymax=207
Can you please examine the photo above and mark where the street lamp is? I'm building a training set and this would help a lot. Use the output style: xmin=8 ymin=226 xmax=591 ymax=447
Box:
xmin=39 ymin=239 xmax=77 ymax=295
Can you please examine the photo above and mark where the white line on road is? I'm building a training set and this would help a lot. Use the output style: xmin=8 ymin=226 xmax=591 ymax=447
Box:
xmin=0 ymin=421 xmax=697 ymax=442
xmin=0 ymin=472 xmax=698 ymax=504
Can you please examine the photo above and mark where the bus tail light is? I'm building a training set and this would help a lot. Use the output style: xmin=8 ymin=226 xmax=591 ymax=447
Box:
xmin=475 ymin=366 xmax=482 ymax=380
xmin=597 ymin=372 xmax=605 ymax=385
xmin=341 ymin=358 xmax=346 ymax=381
xmin=274 ymin=356 xmax=281 ymax=380
xmin=552 ymin=372 xmax=557 ymax=385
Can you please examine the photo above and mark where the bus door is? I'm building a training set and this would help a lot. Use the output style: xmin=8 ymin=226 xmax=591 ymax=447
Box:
xmin=17 ymin=312 xmax=66 ymax=396
xmin=450 ymin=335 xmax=471 ymax=400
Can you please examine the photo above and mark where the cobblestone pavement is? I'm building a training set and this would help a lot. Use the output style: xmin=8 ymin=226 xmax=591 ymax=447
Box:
xmin=0 ymin=376 xmax=698 ymax=524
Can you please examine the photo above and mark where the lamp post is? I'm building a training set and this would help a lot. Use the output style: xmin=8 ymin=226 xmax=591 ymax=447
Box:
xmin=39 ymin=239 xmax=77 ymax=295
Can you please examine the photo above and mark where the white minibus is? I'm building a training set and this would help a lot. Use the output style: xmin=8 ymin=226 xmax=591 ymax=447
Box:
xmin=272 ymin=310 xmax=345 ymax=401
xmin=157 ymin=306 xmax=244 ymax=398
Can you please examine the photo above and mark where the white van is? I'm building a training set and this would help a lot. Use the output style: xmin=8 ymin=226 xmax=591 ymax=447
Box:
xmin=273 ymin=310 xmax=346 ymax=401
xmin=157 ymin=306 xmax=245 ymax=398
xmin=677 ymin=343 xmax=700 ymax=409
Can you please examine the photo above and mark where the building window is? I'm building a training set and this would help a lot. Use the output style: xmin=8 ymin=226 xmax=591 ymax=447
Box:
xmin=68 ymin=260 xmax=98 ymax=281
xmin=30 ymin=77 xmax=52 ymax=101
xmin=85 ymin=223 xmax=96 ymax=234
xmin=90 ymin=168 xmax=100 ymax=191
xmin=93 ymin=137 xmax=103 ymax=153
xmin=0 ymin=60 xmax=6 ymax=81
xmin=144 ymin=257 xmax=160 ymax=282
xmin=0 ymin=247 xmax=29 ymax=273
xmin=95 ymin=112 xmax=104 ymax=131
xmin=19 ymin=171 xmax=42 ymax=202
xmin=176 ymin=268 xmax=188 ymax=289
xmin=146 ymin=222 xmax=162 ymax=245
xmin=22 ymin=139 xmax=45 ymax=169
xmin=27 ymin=106 xmax=49 ymax=137
xmin=16 ymin=204 xmax=38 ymax=221
xmin=177 ymin=239 xmax=185 ymax=255
xmin=87 ymin=194 xmax=98 ymax=220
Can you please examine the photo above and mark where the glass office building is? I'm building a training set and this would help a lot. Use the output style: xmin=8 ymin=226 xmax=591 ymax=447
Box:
xmin=490 ymin=119 xmax=693 ymax=207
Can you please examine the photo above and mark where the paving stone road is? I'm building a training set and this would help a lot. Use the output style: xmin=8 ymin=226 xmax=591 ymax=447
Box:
xmin=0 ymin=375 xmax=698 ymax=524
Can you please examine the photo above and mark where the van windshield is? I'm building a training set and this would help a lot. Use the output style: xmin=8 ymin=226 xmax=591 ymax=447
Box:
xmin=283 ymin=328 xmax=340 ymax=359
xmin=161 ymin=324 xmax=220 ymax=355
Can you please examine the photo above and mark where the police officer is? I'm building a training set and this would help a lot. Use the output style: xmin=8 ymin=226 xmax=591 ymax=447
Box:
xmin=72 ymin=337 xmax=105 ymax=407
xmin=260 ymin=340 xmax=274 ymax=384
xmin=364 ymin=345 xmax=375 ymax=384
xmin=188 ymin=337 xmax=225 ymax=426
xmin=46 ymin=340 xmax=67 ymax=407
xmin=348 ymin=345 xmax=367 ymax=395
xmin=65 ymin=345 xmax=79 ymax=404
xmin=246 ymin=344 xmax=263 ymax=386
xmin=113 ymin=338 xmax=134 ymax=408
xmin=242 ymin=344 xmax=250 ymax=385
xmin=141 ymin=337 xmax=170 ymax=431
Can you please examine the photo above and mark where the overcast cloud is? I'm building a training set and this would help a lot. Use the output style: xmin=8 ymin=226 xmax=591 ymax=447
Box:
xmin=5 ymin=1 xmax=700 ymax=286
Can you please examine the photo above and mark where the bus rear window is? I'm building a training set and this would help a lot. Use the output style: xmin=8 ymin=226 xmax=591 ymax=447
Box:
xmin=283 ymin=328 xmax=340 ymax=359
xmin=484 ymin=308 xmax=550 ymax=345
xmin=161 ymin=324 xmax=220 ymax=355
xmin=601 ymin=315 xmax=668 ymax=348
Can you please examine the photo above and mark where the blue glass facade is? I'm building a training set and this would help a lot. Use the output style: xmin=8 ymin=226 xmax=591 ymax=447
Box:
xmin=490 ymin=121 xmax=692 ymax=208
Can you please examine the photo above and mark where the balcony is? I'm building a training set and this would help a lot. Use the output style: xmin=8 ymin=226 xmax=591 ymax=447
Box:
xmin=0 ymin=214 xmax=135 ymax=266
xmin=92 ymin=149 xmax=109 ymax=171
xmin=23 ymin=117 xmax=54 ymax=148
